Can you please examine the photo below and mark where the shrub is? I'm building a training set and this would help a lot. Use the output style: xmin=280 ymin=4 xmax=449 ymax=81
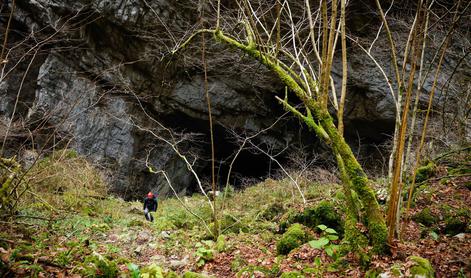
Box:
xmin=23 ymin=150 xmax=108 ymax=213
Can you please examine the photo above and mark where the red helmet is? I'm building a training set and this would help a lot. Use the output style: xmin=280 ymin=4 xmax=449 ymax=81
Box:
xmin=147 ymin=192 xmax=154 ymax=198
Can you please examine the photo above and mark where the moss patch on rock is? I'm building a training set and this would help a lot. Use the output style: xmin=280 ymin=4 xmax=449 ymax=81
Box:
xmin=408 ymin=256 xmax=435 ymax=278
xmin=412 ymin=208 xmax=438 ymax=226
xmin=279 ymin=201 xmax=344 ymax=236
xmin=415 ymin=161 xmax=436 ymax=183
xmin=440 ymin=205 xmax=470 ymax=235
xmin=276 ymin=223 xmax=311 ymax=255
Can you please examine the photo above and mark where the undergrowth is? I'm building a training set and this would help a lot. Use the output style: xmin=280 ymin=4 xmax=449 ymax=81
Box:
xmin=1 ymin=148 xmax=469 ymax=277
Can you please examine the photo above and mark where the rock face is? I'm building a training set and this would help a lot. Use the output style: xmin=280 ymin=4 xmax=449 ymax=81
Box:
xmin=0 ymin=1 xmax=469 ymax=198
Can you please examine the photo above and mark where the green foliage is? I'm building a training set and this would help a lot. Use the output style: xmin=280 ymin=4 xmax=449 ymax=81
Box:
xmin=259 ymin=202 xmax=285 ymax=221
xmin=219 ymin=213 xmax=248 ymax=234
xmin=22 ymin=151 xmax=109 ymax=215
xmin=364 ymin=269 xmax=379 ymax=278
xmin=0 ymin=157 xmax=21 ymax=216
xmin=128 ymin=218 xmax=146 ymax=227
xmin=194 ymin=241 xmax=215 ymax=267
xmin=165 ymin=271 xmax=181 ymax=278
xmin=277 ymin=223 xmax=310 ymax=255
xmin=230 ymin=254 xmax=249 ymax=272
xmin=308 ymin=225 xmax=340 ymax=258
xmin=215 ymin=235 xmax=226 ymax=252
xmin=17 ymin=262 xmax=43 ymax=278
xmin=80 ymin=253 xmax=118 ymax=278
xmin=408 ymin=256 xmax=435 ymax=278
xmin=237 ymin=265 xmax=278 ymax=277
xmin=140 ymin=264 xmax=164 ymax=278
xmin=412 ymin=208 xmax=438 ymax=226
xmin=415 ymin=161 xmax=436 ymax=183
xmin=126 ymin=263 xmax=140 ymax=277
xmin=55 ymin=250 xmax=73 ymax=267
xmin=182 ymin=271 xmax=208 ymax=278
xmin=127 ymin=263 xmax=140 ymax=278
xmin=444 ymin=217 xmax=468 ymax=235
xmin=280 ymin=201 xmax=344 ymax=236
xmin=280 ymin=271 xmax=305 ymax=278
xmin=429 ymin=231 xmax=439 ymax=240
xmin=152 ymin=199 xmax=213 ymax=232
xmin=390 ymin=264 xmax=402 ymax=276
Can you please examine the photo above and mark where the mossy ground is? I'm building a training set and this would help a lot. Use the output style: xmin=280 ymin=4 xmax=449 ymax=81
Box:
xmin=0 ymin=151 xmax=470 ymax=277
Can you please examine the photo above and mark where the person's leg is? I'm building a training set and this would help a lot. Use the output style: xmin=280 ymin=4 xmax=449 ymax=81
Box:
xmin=149 ymin=212 xmax=154 ymax=222
xmin=144 ymin=208 xmax=150 ymax=221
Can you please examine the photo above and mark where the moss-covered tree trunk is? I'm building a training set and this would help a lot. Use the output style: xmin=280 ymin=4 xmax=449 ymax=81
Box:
xmin=217 ymin=30 xmax=387 ymax=253
xmin=318 ymin=113 xmax=387 ymax=253
xmin=177 ymin=29 xmax=388 ymax=253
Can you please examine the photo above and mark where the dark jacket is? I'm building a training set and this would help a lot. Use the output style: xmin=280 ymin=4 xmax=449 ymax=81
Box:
xmin=143 ymin=196 xmax=158 ymax=212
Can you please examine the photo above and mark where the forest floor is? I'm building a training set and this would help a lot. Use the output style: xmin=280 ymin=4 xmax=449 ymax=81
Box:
xmin=0 ymin=150 xmax=470 ymax=277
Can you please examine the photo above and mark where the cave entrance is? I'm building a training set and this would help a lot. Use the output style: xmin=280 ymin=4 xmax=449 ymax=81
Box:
xmin=161 ymin=113 xmax=285 ymax=191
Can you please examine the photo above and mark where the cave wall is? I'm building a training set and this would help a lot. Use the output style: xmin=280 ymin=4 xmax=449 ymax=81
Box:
xmin=0 ymin=0 xmax=469 ymax=198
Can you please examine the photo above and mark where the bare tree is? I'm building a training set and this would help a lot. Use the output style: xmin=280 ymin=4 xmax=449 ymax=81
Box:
xmin=173 ymin=0 xmax=388 ymax=253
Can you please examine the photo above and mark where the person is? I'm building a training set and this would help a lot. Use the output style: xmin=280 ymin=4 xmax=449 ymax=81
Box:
xmin=143 ymin=192 xmax=158 ymax=222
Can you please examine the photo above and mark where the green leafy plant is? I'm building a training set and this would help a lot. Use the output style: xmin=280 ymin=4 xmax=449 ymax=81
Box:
xmin=55 ymin=250 xmax=72 ymax=267
xmin=194 ymin=241 xmax=215 ymax=267
xmin=140 ymin=264 xmax=164 ymax=278
xmin=308 ymin=225 xmax=339 ymax=257
xmin=429 ymin=231 xmax=439 ymax=241
xmin=80 ymin=253 xmax=118 ymax=278
xmin=127 ymin=263 xmax=140 ymax=278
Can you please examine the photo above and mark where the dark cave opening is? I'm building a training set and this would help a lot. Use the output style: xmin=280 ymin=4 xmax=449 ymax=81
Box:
xmin=160 ymin=112 xmax=286 ymax=191
xmin=158 ymin=106 xmax=397 ymax=194
xmin=344 ymin=118 xmax=395 ymax=175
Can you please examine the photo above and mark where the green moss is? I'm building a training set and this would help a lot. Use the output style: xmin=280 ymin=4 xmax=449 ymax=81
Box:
xmin=341 ymin=216 xmax=369 ymax=256
xmin=276 ymin=224 xmax=310 ymax=255
xmin=280 ymin=271 xmax=305 ymax=278
xmin=364 ymin=269 xmax=379 ymax=278
xmin=182 ymin=272 xmax=209 ymax=278
xmin=279 ymin=209 xmax=299 ymax=232
xmin=412 ymin=208 xmax=438 ymax=226
xmin=219 ymin=213 xmax=248 ymax=234
xmin=415 ymin=161 xmax=436 ymax=183
xmin=444 ymin=217 xmax=467 ymax=235
xmin=279 ymin=201 xmax=344 ymax=236
xmin=312 ymin=201 xmax=344 ymax=235
xmin=230 ymin=255 xmax=248 ymax=272
xmin=217 ymin=25 xmax=388 ymax=254
xmin=442 ymin=205 xmax=469 ymax=235
xmin=63 ymin=149 xmax=79 ymax=159
xmin=127 ymin=219 xmax=146 ymax=227
xmin=259 ymin=202 xmax=285 ymax=221
xmin=391 ymin=264 xmax=402 ymax=276
xmin=80 ymin=254 xmax=118 ymax=278
xmin=408 ymin=256 xmax=435 ymax=278
xmin=215 ymin=235 xmax=226 ymax=252
xmin=165 ymin=271 xmax=181 ymax=278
